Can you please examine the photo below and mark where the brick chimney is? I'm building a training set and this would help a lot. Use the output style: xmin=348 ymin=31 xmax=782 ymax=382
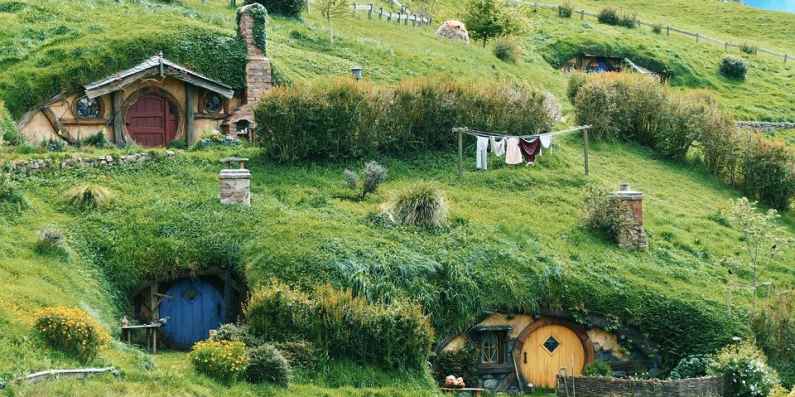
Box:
xmin=612 ymin=183 xmax=648 ymax=250
xmin=227 ymin=3 xmax=272 ymax=134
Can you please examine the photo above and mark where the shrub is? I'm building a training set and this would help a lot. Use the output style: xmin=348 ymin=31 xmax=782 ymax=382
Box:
xmin=584 ymin=360 xmax=613 ymax=377
xmin=740 ymin=44 xmax=758 ymax=55
xmin=255 ymin=78 xmax=555 ymax=161
xmin=597 ymin=8 xmax=620 ymax=25
xmin=720 ymin=56 xmax=748 ymax=80
xmin=582 ymin=184 xmax=628 ymax=243
xmin=273 ymin=340 xmax=326 ymax=370
xmin=1 ymin=103 xmax=22 ymax=146
xmin=190 ymin=340 xmax=248 ymax=383
xmin=433 ymin=342 xmax=479 ymax=385
xmin=36 ymin=227 xmax=68 ymax=256
xmin=245 ymin=0 xmax=304 ymax=18
xmin=41 ymin=138 xmax=65 ymax=152
xmin=34 ymin=306 xmax=110 ymax=362
xmin=245 ymin=281 xmax=434 ymax=370
xmin=567 ymin=73 xmax=587 ymax=104
xmin=670 ymin=354 xmax=711 ymax=379
xmin=167 ymin=138 xmax=188 ymax=150
xmin=391 ymin=184 xmax=448 ymax=229
xmin=82 ymin=132 xmax=109 ymax=148
xmin=494 ymin=38 xmax=521 ymax=63
xmin=0 ymin=174 xmax=28 ymax=211
xmin=708 ymin=341 xmax=779 ymax=397
xmin=618 ymin=14 xmax=637 ymax=28
xmin=210 ymin=323 xmax=262 ymax=347
xmin=740 ymin=138 xmax=795 ymax=211
xmin=65 ymin=184 xmax=114 ymax=210
xmin=652 ymin=24 xmax=663 ymax=34
xmin=753 ymin=291 xmax=795 ymax=386
xmin=558 ymin=3 xmax=573 ymax=18
xmin=245 ymin=344 xmax=291 ymax=386
xmin=344 ymin=161 xmax=387 ymax=200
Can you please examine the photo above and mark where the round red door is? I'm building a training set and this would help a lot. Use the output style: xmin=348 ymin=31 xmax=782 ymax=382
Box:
xmin=125 ymin=94 xmax=178 ymax=147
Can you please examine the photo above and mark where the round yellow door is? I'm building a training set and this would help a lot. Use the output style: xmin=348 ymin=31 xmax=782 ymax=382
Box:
xmin=519 ymin=324 xmax=586 ymax=389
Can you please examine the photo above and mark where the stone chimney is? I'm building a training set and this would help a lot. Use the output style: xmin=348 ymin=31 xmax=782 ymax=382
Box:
xmin=612 ymin=183 xmax=648 ymax=250
xmin=219 ymin=157 xmax=251 ymax=206
xmin=227 ymin=3 xmax=272 ymax=133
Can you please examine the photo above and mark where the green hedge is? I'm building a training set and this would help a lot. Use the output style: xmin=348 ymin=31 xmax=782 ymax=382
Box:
xmin=255 ymin=78 xmax=556 ymax=161
xmin=574 ymin=73 xmax=794 ymax=210
xmin=245 ymin=281 xmax=435 ymax=370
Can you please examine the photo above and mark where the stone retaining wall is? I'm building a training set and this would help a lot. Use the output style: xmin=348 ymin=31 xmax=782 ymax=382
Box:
xmin=1 ymin=151 xmax=176 ymax=176
xmin=736 ymin=121 xmax=795 ymax=131
xmin=556 ymin=376 xmax=724 ymax=397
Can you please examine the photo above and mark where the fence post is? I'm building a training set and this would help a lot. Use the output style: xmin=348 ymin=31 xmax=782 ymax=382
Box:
xmin=580 ymin=10 xmax=584 ymax=20
xmin=583 ymin=128 xmax=590 ymax=177
xmin=457 ymin=128 xmax=464 ymax=178
xmin=696 ymin=33 xmax=700 ymax=43
xmin=785 ymin=54 xmax=789 ymax=64
xmin=667 ymin=25 xmax=670 ymax=36
xmin=725 ymin=42 xmax=728 ymax=51
xmin=368 ymin=3 xmax=373 ymax=18
xmin=534 ymin=2 xmax=538 ymax=11
xmin=412 ymin=15 xmax=416 ymax=27
xmin=379 ymin=7 xmax=383 ymax=19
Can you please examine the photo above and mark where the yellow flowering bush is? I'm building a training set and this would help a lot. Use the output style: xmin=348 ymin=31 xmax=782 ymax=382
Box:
xmin=190 ymin=340 xmax=248 ymax=383
xmin=33 ymin=306 xmax=110 ymax=362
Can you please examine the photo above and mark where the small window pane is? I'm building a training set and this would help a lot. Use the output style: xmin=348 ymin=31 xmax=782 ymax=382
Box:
xmin=481 ymin=333 xmax=500 ymax=364
xmin=204 ymin=94 xmax=223 ymax=113
xmin=76 ymin=97 xmax=101 ymax=119
xmin=544 ymin=336 xmax=560 ymax=353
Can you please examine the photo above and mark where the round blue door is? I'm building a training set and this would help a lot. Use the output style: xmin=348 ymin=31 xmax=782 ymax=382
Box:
xmin=159 ymin=279 xmax=224 ymax=349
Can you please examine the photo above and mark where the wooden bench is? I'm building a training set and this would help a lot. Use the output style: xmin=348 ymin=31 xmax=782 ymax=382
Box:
xmin=440 ymin=387 xmax=486 ymax=396
xmin=121 ymin=323 xmax=161 ymax=353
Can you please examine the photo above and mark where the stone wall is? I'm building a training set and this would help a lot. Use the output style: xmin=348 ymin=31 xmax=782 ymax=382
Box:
xmin=1 ymin=151 xmax=175 ymax=175
xmin=736 ymin=121 xmax=795 ymax=131
xmin=556 ymin=376 xmax=725 ymax=397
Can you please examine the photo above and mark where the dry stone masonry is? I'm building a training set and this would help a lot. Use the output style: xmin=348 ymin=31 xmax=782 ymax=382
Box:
xmin=557 ymin=375 xmax=725 ymax=397
xmin=219 ymin=157 xmax=251 ymax=206
xmin=612 ymin=183 xmax=648 ymax=250
xmin=1 ymin=151 xmax=175 ymax=175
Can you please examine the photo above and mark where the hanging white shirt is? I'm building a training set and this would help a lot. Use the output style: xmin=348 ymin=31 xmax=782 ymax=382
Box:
xmin=540 ymin=133 xmax=553 ymax=149
xmin=490 ymin=137 xmax=506 ymax=157
xmin=476 ymin=136 xmax=489 ymax=170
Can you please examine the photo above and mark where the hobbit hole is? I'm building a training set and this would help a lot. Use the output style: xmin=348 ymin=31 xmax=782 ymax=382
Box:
xmin=16 ymin=2 xmax=273 ymax=146
xmin=130 ymin=271 xmax=246 ymax=350
xmin=437 ymin=314 xmax=660 ymax=393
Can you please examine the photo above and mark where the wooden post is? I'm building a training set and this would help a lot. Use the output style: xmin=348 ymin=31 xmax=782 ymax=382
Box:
xmin=368 ymin=4 xmax=373 ymax=18
xmin=667 ymin=25 xmax=670 ymax=36
xmin=583 ymin=128 xmax=590 ymax=176
xmin=695 ymin=33 xmax=700 ymax=43
xmin=379 ymin=7 xmax=383 ymax=19
xmin=580 ymin=10 xmax=584 ymax=20
xmin=152 ymin=327 xmax=157 ymax=354
xmin=457 ymin=128 xmax=464 ymax=178
xmin=785 ymin=54 xmax=789 ymax=64
xmin=112 ymin=91 xmax=124 ymax=146
xmin=185 ymin=83 xmax=195 ymax=146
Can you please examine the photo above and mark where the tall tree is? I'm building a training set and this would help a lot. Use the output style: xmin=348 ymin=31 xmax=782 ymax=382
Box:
xmin=462 ymin=0 xmax=520 ymax=47
xmin=315 ymin=0 xmax=350 ymax=45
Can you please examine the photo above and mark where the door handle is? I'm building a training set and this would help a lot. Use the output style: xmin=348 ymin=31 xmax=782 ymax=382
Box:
xmin=524 ymin=352 xmax=527 ymax=364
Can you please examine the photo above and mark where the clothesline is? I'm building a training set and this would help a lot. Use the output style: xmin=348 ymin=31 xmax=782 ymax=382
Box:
xmin=454 ymin=125 xmax=593 ymax=177
xmin=454 ymin=125 xmax=592 ymax=139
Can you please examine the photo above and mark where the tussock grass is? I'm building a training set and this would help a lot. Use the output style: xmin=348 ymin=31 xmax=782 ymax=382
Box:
xmin=391 ymin=183 xmax=448 ymax=228
xmin=65 ymin=184 xmax=113 ymax=210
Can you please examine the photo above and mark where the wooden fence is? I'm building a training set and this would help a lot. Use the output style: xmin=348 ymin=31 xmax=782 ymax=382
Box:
xmin=351 ymin=3 xmax=433 ymax=26
xmin=527 ymin=2 xmax=793 ymax=64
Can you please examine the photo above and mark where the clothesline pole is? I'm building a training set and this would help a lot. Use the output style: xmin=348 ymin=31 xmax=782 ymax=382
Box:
xmin=583 ymin=128 xmax=590 ymax=176
xmin=457 ymin=128 xmax=464 ymax=178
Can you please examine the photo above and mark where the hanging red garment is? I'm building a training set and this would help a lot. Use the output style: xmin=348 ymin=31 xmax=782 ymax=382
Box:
xmin=518 ymin=138 xmax=541 ymax=165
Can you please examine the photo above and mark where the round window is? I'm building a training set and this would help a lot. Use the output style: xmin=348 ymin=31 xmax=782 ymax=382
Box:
xmin=204 ymin=94 xmax=224 ymax=114
xmin=76 ymin=96 xmax=102 ymax=119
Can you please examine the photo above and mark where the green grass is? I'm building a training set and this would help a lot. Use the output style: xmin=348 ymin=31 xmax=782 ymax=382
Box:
xmin=1 ymin=0 xmax=795 ymax=394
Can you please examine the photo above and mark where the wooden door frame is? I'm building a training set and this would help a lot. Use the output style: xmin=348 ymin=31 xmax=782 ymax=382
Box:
xmin=121 ymin=86 xmax=184 ymax=146
xmin=513 ymin=317 xmax=595 ymax=388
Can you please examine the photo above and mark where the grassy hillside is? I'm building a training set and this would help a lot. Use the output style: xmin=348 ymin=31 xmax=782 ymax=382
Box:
xmin=1 ymin=0 xmax=795 ymax=395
